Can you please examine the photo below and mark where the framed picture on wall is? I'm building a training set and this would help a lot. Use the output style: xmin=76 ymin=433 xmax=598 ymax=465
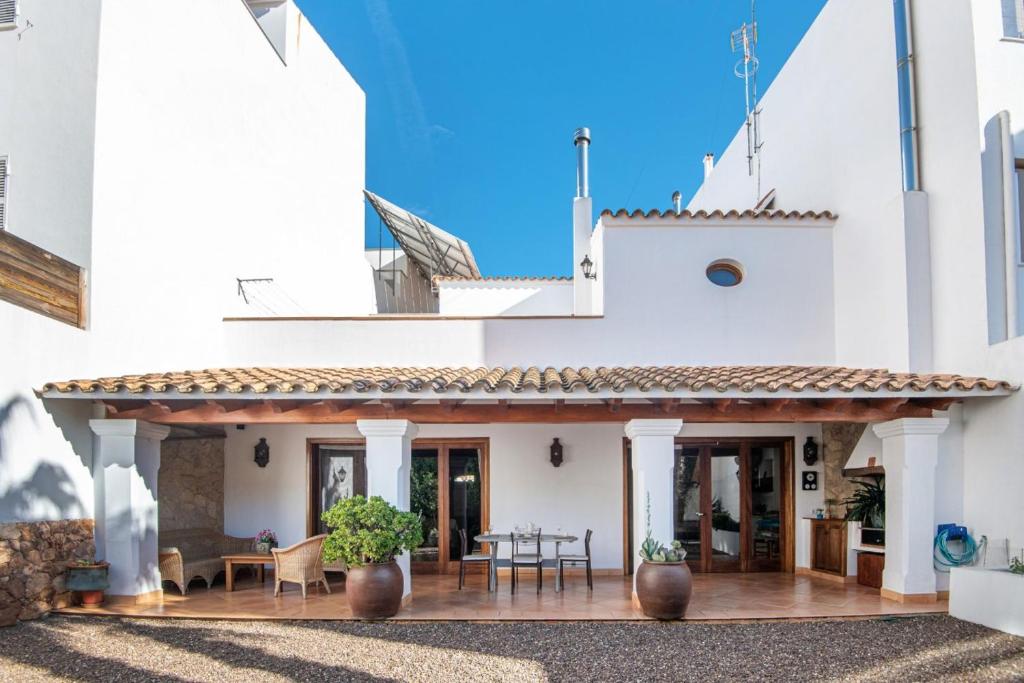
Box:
xmin=802 ymin=471 xmax=819 ymax=491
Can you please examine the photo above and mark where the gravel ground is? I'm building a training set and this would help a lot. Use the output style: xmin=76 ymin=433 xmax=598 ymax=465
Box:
xmin=1 ymin=614 xmax=1022 ymax=682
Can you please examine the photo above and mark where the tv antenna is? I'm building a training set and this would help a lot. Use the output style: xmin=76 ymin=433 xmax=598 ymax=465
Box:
xmin=731 ymin=0 xmax=763 ymax=185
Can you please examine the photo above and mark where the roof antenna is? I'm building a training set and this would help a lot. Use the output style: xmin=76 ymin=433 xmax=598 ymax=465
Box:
xmin=731 ymin=0 xmax=763 ymax=196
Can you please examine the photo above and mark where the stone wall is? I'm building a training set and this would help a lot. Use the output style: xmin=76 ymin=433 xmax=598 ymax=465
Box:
xmin=0 ymin=519 xmax=94 ymax=626
xmin=159 ymin=437 xmax=225 ymax=532
xmin=822 ymin=423 xmax=867 ymax=515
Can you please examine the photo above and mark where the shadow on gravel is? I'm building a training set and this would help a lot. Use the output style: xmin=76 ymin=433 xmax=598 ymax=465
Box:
xmin=281 ymin=614 xmax=1024 ymax=681
xmin=103 ymin=619 xmax=390 ymax=682
xmin=0 ymin=620 xmax=188 ymax=682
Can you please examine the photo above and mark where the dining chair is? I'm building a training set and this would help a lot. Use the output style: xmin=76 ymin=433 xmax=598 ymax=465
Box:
xmin=557 ymin=529 xmax=593 ymax=590
xmin=510 ymin=529 xmax=543 ymax=594
xmin=458 ymin=528 xmax=492 ymax=591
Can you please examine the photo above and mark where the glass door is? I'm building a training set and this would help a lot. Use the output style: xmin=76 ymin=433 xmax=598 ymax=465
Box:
xmin=707 ymin=445 xmax=742 ymax=572
xmin=410 ymin=441 xmax=488 ymax=574
xmin=662 ymin=439 xmax=791 ymax=573
xmin=411 ymin=448 xmax=442 ymax=573
xmin=748 ymin=443 xmax=783 ymax=571
xmin=673 ymin=446 xmax=703 ymax=571
xmin=447 ymin=447 xmax=483 ymax=566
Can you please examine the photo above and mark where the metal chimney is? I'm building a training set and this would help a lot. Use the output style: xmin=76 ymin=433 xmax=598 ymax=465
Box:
xmin=703 ymin=153 xmax=715 ymax=180
xmin=671 ymin=191 xmax=682 ymax=214
xmin=574 ymin=127 xmax=591 ymax=198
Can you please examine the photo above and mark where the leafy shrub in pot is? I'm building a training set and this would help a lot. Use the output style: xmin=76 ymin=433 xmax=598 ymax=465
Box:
xmin=322 ymin=495 xmax=422 ymax=619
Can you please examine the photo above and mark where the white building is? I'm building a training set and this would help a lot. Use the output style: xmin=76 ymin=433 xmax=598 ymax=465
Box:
xmin=1 ymin=0 xmax=1022 ymax=634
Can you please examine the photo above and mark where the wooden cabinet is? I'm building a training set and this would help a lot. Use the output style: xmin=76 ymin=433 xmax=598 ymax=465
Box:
xmin=810 ymin=519 xmax=847 ymax=575
xmin=856 ymin=552 xmax=884 ymax=589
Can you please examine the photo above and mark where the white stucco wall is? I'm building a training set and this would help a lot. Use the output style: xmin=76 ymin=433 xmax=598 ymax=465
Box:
xmin=224 ymin=422 xmax=626 ymax=569
xmin=438 ymin=280 xmax=573 ymax=316
xmin=223 ymin=421 xmax=825 ymax=572
xmin=688 ymin=0 xmax=909 ymax=371
xmin=226 ymin=216 xmax=835 ymax=366
xmin=0 ymin=0 xmax=372 ymax=521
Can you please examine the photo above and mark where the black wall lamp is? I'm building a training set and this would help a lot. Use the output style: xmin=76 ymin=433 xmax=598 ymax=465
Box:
xmin=550 ymin=438 xmax=564 ymax=467
xmin=254 ymin=437 xmax=270 ymax=468
xmin=580 ymin=255 xmax=597 ymax=280
xmin=803 ymin=436 xmax=819 ymax=466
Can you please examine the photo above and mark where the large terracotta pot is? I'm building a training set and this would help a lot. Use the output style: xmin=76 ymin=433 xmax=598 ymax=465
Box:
xmin=635 ymin=560 xmax=693 ymax=620
xmin=345 ymin=561 xmax=404 ymax=619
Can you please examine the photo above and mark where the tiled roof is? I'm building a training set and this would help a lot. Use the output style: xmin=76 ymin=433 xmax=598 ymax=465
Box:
xmin=41 ymin=366 xmax=1013 ymax=396
xmin=600 ymin=208 xmax=837 ymax=220
xmin=433 ymin=275 xmax=572 ymax=283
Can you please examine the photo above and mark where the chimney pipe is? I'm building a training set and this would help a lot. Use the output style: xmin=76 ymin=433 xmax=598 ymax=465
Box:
xmin=703 ymin=152 xmax=715 ymax=180
xmin=671 ymin=191 xmax=682 ymax=213
xmin=574 ymin=127 xmax=591 ymax=198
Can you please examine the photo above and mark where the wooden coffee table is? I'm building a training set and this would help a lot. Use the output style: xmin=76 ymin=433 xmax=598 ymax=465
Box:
xmin=222 ymin=553 xmax=273 ymax=592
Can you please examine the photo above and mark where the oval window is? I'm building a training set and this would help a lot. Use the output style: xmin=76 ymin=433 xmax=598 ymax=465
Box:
xmin=706 ymin=260 xmax=744 ymax=287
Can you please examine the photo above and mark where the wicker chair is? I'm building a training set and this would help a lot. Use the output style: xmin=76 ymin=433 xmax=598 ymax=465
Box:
xmin=272 ymin=534 xmax=331 ymax=598
xmin=158 ymin=528 xmax=254 ymax=595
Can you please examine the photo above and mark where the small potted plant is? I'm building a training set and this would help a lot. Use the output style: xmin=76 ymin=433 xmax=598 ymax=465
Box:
xmin=66 ymin=559 xmax=110 ymax=607
xmin=322 ymin=495 xmax=422 ymax=619
xmin=844 ymin=476 xmax=885 ymax=529
xmin=634 ymin=494 xmax=692 ymax=620
xmin=255 ymin=529 xmax=277 ymax=555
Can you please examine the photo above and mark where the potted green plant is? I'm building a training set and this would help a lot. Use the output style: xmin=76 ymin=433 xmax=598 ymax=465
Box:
xmin=634 ymin=494 xmax=692 ymax=620
xmin=322 ymin=495 xmax=422 ymax=619
xmin=65 ymin=559 xmax=109 ymax=607
xmin=844 ymin=475 xmax=885 ymax=529
xmin=255 ymin=529 xmax=277 ymax=555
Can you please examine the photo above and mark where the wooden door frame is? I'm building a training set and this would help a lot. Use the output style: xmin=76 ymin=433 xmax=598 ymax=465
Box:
xmin=306 ymin=438 xmax=367 ymax=537
xmin=305 ymin=437 xmax=490 ymax=576
xmin=411 ymin=438 xmax=490 ymax=575
xmin=621 ymin=435 xmax=795 ymax=575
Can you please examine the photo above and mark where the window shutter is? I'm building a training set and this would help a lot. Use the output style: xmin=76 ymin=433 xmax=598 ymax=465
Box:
xmin=0 ymin=156 xmax=7 ymax=230
xmin=0 ymin=0 xmax=16 ymax=26
xmin=1004 ymin=0 xmax=1024 ymax=38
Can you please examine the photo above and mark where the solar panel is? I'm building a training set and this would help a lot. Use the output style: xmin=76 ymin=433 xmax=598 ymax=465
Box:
xmin=364 ymin=191 xmax=480 ymax=281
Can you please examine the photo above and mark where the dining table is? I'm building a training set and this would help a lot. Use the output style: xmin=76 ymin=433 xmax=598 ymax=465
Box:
xmin=474 ymin=532 xmax=578 ymax=592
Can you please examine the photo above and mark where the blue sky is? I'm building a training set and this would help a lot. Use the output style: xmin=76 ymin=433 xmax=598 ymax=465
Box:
xmin=300 ymin=1 xmax=827 ymax=277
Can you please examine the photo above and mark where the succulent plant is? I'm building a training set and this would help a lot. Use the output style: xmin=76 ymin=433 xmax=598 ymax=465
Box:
xmin=638 ymin=494 xmax=687 ymax=563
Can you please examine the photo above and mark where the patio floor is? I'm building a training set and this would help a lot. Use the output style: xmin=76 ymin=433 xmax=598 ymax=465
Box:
xmin=57 ymin=571 xmax=947 ymax=621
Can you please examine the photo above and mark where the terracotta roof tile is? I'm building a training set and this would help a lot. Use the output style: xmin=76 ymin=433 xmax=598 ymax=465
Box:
xmin=40 ymin=366 xmax=1014 ymax=396
xmin=599 ymin=208 xmax=837 ymax=220
xmin=433 ymin=275 xmax=572 ymax=283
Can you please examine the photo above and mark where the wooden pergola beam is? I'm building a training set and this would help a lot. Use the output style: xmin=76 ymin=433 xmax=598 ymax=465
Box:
xmin=93 ymin=398 xmax=938 ymax=425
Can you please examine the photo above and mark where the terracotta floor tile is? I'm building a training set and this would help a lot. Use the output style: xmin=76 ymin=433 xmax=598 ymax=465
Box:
xmin=56 ymin=572 xmax=947 ymax=622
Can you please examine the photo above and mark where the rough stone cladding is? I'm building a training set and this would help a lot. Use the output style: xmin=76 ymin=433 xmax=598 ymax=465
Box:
xmin=0 ymin=519 xmax=94 ymax=626
xmin=159 ymin=438 xmax=225 ymax=533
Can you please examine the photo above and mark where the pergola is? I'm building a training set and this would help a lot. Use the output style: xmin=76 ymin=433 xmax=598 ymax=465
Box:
xmin=40 ymin=365 xmax=1015 ymax=606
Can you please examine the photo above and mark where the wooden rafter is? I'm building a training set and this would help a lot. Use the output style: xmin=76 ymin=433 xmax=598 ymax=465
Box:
xmin=94 ymin=397 xmax=942 ymax=425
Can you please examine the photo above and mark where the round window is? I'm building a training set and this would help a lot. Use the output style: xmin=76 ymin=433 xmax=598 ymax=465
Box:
xmin=706 ymin=260 xmax=744 ymax=287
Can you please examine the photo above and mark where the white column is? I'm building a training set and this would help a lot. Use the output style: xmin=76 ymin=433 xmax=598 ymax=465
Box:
xmin=89 ymin=419 xmax=170 ymax=599
xmin=873 ymin=416 xmax=949 ymax=601
xmin=625 ymin=418 xmax=682 ymax=594
xmin=356 ymin=419 xmax=418 ymax=600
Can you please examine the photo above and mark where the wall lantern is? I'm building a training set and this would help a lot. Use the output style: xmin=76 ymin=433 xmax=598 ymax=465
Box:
xmin=803 ymin=436 xmax=819 ymax=466
xmin=254 ymin=437 xmax=270 ymax=468
xmin=580 ymin=255 xmax=597 ymax=280
xmin=549 ymin=438 xmax=564 ymax=467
